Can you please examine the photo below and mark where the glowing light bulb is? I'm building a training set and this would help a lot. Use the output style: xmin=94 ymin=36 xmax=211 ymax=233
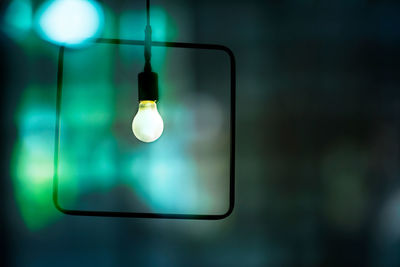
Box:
xmin=132 ymin=100 xmax=164 ymax=143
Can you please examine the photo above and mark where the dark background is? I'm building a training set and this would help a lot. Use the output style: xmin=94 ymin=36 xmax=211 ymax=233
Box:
xmin=1 ymin=0 xmax=400 ymax=266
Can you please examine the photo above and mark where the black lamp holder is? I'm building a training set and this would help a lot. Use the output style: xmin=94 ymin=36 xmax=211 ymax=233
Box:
xmin=138 ymin=0 xmax=159 ymax=102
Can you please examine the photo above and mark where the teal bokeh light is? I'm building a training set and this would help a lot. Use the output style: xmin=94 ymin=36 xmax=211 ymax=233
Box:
xmin=2 ymin=0 xmax=32 ymax=40
xmin=35 ymin=0 xmax=104 ymax=47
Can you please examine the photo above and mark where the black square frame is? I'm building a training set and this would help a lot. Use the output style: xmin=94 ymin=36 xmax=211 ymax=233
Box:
xmin=53 ymin=38 xmax=235 ymax=220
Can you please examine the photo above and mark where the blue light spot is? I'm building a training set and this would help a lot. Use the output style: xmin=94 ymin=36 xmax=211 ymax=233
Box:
xmin=35 ymin=0 xmax=104 ymax=47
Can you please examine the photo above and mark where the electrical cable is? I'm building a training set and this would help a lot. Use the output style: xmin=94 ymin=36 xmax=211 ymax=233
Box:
xmin=144 ymin=0 xmax=152 ymax=71
xmin=146 ymin=0 xmax=150 ymax=26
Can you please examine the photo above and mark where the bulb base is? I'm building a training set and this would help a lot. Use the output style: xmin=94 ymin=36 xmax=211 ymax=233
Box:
xmin=138 ymin=71 xmax=158 ymax=101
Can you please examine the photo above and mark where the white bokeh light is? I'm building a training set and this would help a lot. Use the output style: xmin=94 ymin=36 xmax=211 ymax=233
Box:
xmin=36 ymin=0 xmax=104 ymax=46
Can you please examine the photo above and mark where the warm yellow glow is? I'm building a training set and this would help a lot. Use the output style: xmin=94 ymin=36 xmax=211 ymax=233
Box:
xmin=132 ymin=101 xmax=164 ymax=143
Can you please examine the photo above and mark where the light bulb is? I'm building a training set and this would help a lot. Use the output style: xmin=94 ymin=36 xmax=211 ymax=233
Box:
xmin=132 ymin=100 xmax=164 ymax=143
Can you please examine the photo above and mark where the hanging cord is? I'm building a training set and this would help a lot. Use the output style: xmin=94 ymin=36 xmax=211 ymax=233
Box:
xmin=144 ymin=0 xmax=152 ymax=72
xmin=137 ymin=0 xmax=158 ymax=102
xmin=146 ymin=0 xmax=150 ymax=25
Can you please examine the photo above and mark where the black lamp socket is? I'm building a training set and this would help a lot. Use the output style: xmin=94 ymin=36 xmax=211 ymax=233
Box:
xmin=138 ymin=71 xmax=159 ymax=101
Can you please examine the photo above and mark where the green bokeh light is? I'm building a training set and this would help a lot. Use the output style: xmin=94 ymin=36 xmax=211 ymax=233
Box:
xmin=12 ymin=86 xmax=62 ymax=230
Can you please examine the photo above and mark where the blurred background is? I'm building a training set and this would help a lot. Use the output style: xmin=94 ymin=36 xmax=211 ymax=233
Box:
xmin=1 ymin=0 xmax=400 ymax=266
